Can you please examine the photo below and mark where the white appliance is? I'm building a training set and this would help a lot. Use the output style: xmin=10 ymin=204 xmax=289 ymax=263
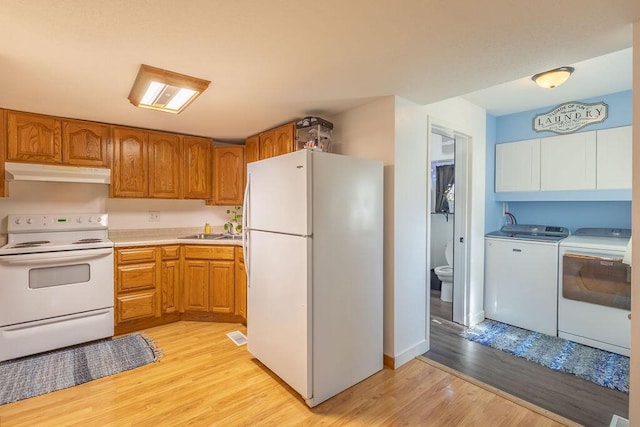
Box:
xmin=484 ymin=224 xmax=569 ymax=336
xmin=243 ymin=149 xmax=383 ymax=407
xmin=0 ymin=213 xmax=114 ymax=362
xmin=558 ymin=228 xmax=631 ymax=356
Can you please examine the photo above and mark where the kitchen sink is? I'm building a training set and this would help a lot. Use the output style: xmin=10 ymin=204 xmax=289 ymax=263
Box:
xmin=179 ymin=233 xmax=242 ymax=240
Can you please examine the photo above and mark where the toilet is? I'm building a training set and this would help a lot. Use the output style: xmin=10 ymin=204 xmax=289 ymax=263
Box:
xmin=434 ymin=240 xmax=453 ymax=302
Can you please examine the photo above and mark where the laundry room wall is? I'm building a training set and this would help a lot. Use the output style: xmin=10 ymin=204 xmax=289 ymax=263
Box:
xmin=485 ymin=90 xmax=633 ymax=233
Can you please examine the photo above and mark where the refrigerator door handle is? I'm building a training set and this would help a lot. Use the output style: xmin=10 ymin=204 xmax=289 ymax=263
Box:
xmin=242 ymin=173 xmax=251 ymax=284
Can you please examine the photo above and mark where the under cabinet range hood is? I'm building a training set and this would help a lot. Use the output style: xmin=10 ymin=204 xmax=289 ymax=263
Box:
xmin=4 ymin=162 xmax=111 ymax=184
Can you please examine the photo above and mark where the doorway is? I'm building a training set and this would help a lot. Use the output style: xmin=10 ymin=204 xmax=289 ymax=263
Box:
xmin=427 ymin=124 xmax=470 ymax=326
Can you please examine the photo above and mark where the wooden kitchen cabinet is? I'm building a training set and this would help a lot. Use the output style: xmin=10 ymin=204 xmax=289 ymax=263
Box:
xmin=234 ymin=247 xmax=247 ymax=322
xmin=114 ymin=247 xmax=160 ymax=325
xmin=148 ymin=131 xmax=182 ymax=198
xmin=160 ymin=245 xmax=181 ymax=314
xmin=259 ymin=129 xmax=276 ymax=160
xmin=245 ymin=134 xmax=260 ymax=163
xmin=183 ymin=136 xmax=212 ymax=199
xmin=0 ymin=110 xmax=5 ymax=197
xmin=111 ymin=127 xmax=149 ymax=197
xmin=182 ymin=245 xmax=235 ymax=315
xmin=274 ymin=122 xmax=295 ymax=156
xmin=6 ymin=110 xmax=61 ymax=164
xmin=61 ymin=119 xmax=110 ymax=167
xmin=213 ymin=145 xmax=245 ymax=205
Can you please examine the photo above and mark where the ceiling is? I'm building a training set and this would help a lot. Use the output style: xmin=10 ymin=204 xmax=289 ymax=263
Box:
xmin=1 ymin=1 xmax=639 ymax=142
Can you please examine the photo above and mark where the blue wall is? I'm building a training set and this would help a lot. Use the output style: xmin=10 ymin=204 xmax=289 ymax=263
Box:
xmin=485 ymin=90 xmax=632 ymax=233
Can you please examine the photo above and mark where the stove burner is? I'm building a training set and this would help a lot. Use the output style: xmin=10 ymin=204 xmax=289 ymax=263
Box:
xmin=11 ymin=240 xmax=51 ymax=248
xmin=73 ymin=238 xmax=104 ymax=244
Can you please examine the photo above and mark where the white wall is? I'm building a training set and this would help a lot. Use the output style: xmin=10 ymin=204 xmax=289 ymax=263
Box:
xmin=0 ymin=180 xmax=231 ymax=236
xmin=423 ymin=97 xmax=487 ymax=326
xmin=393 ymin=96 xmax=429 ymax=366
xmin=331 ymin=96 xmax=396 ymax=357
xmin=629 ymin=19 xmax=639 ymax=426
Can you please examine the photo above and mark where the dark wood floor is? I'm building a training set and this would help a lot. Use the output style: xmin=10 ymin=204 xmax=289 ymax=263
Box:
xmin=424 ymin=290 xmax=629 ymax=427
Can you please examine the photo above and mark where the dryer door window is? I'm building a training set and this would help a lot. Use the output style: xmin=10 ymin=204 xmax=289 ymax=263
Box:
xmin=562 ymin=253 xmax=630 ymax=310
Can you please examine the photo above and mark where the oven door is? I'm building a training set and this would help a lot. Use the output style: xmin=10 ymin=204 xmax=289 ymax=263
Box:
xmin=0 ymin=248 xmax=114 ymax=327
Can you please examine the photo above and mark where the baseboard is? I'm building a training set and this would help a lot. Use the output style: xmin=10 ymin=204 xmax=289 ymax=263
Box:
xmin=383 ymin=354 xmax=395 ymax=369
xmin=390 ymin=340 xmax=429 ymax=369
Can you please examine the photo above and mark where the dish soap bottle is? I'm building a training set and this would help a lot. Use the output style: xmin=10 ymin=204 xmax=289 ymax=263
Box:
xmin=204 ymin=223 xmax=211 ymax=234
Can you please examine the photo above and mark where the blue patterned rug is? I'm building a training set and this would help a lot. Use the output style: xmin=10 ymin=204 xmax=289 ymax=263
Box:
xmin=462 ymin=319 xmax=629 ymax=393
xmin=0 ymin=333 xmax=162 ymax=405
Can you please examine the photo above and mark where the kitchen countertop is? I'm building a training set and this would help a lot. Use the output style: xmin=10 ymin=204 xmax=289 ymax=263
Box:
xmin=109 ymin=227 xmax=243 ymax=247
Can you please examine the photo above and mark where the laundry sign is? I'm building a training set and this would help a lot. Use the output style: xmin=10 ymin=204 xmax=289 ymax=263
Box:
xmin=532 ymin=101 xmax=608 ymax=134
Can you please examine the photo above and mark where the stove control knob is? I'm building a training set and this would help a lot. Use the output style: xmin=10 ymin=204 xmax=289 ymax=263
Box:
xmin=77 ymin=217 xmax=84 ymax=224
xmin=88 ymin=217 xmax=93 ymax=223
xmin=15 ymin=218 xmax=21 ymax=225
xmin=26 ymin=218 xmax=32 ymax=225
xmin=95 ymin=216 xmax=102 ymax=223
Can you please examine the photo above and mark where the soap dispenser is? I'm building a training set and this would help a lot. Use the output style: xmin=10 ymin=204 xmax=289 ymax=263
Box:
xmin=204 ymin=223 xmax=211 ymax=234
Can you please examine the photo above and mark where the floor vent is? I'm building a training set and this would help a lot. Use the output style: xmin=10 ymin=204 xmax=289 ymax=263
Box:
xmin=226 ymin=331 xmax=247 ymax=346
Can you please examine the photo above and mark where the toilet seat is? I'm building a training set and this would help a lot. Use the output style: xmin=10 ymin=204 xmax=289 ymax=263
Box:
xmin=434 ymin=265 xmax=453 ymax=275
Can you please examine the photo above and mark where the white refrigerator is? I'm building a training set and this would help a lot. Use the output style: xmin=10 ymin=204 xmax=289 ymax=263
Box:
xmin=242 ymin=149 xmax=383 ymax=407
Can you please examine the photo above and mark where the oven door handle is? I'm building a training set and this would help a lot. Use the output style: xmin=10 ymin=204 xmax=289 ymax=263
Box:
xmin=0 ymin=248 xmax=113 ymax=264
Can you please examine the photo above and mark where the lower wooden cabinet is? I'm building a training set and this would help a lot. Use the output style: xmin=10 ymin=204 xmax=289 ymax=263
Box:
xmin=234 ymin=247 xmax=247 ymax=322
xmin=182 ymin=245 xmax=235 ymax=315
xmin=160 ymin=246 xmax=181 ymax=314
xmin=115 ymin=247 xmax=159 ymax=325
xmin=115 ymin=244 xmax=244 ymax=333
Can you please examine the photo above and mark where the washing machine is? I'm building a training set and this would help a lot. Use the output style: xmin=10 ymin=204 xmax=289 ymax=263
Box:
xmin=484 ymin=224 xmax=569 ymax=336
xmin=558 ymin=228 xmax=631 ymax=356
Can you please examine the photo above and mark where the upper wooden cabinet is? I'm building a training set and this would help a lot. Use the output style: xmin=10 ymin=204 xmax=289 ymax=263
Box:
xmin=275 ymin=123 xmax=295 ymax=156
xmin=61 ymin=119 xmax=110 ymax=167
xmin=213 ymin=145 xmax=245 ymax=205
xmin=246 ymin=121 xmax=296 ymax=164
xmin=259 ymin=129 xmax=276 ymax=160
xmin=183 ymin=136 xmax=212 ymax=199
xmin=6 ymin=110 xmax=61 ymax=164
xmin=148 ymin=132 xmax=182 ymax=199
xmin=0 ymin=111 xmax=5 ymax=198
xmin=245 ymin=134 xmax=260 ymax=164
xmin=111 ymin=127 xmax=149 ymax=198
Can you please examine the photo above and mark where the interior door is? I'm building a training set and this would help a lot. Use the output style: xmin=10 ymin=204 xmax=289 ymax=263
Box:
xmin=246 ymin=230 xmax=312 ymax=399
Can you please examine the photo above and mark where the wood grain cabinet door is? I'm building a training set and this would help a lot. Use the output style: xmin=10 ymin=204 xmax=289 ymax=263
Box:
xmin=61 ymin=119 xmax=110 ymax=167
xmin=7 ymin=111 xmax=61 ymax=163
xmin=275 ymin=123 xmax=295 ymax=156
xmin=182 ymin=259 xmax=210 ymax=312
xmin=161 ymin=259 xmax=181 ymax=314
xmin=210 ymin=260 xmax=235 ymax=314
xmin=259 ymin=129 xmax=276 ymax=160
xmin=214 ymin=145 xmax=245 ymax=205
xmin=234 ymin=247 xmax=247 ymax=320
xmin=112 ymin=127 xmax=148 ymax=197
xmin=245 ymin=134 xmax=260 ymax=163
xmin=183 ymin=136 xmax=212 ymax=199
xmin=148 ymin=132 xmax=182 ymax=199
xmin=0 ymin=111 xmax=5 ymax=197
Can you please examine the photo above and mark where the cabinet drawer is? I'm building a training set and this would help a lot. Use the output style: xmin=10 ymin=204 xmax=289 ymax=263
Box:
xmin=117 ymin=247 xmax=157 ymax=263
xmin=235 ymin=246 xmax=244 ymax=263
xmin=117 ymin=263 xmax=156 ymax=292
xmin=161 ymin=245 xmax=180 ymax=259
xmin=116 ymin=291 xmax=157 ymax=323
xmin=183 ymin=245 xmax=234 ymax=260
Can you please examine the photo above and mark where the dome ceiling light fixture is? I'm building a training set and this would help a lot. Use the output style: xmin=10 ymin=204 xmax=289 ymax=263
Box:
xmin=128 ymin=64 xmax=211 ymax=114
xmin=531 ymin=66 xmax=575 ymax=89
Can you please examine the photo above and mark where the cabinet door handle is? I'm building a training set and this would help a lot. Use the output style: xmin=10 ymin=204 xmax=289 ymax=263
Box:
xmin=513 ymin=248 xmax=522 ymax=252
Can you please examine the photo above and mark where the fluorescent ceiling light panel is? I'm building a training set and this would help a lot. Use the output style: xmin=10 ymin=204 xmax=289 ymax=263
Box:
xmin=128 ymin=65 xmax=210 ymax=114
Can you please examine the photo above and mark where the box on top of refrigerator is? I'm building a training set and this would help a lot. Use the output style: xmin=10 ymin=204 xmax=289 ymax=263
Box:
xmin=296 ymin=116 xmax=333 ymax=152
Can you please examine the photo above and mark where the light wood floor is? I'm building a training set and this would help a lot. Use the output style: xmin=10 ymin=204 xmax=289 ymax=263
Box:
xmin=0 ymin=321 xmax=572 ymax=426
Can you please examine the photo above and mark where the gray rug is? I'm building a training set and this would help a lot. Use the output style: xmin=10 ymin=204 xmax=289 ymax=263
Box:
xmin=0 ymin=334 xmax=162 ymax=405
xmin=462 ymin=320 xmax=629 ymax=393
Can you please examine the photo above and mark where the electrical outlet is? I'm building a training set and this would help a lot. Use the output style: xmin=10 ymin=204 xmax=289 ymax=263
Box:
xmin=148 ymin=211 xmax=160 ymax=222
